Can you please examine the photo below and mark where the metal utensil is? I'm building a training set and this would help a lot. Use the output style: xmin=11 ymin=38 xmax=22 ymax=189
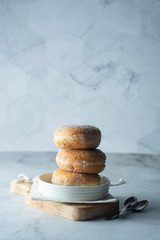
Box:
xmin=130 ymin=200 xmax=148 ymax=212
xmin=119 ymin=196 xmax=138 ymax=216
xmin=105 ymin=196 xmax=137 ymax=220
xmin=124 ymin=196 xmax=138 ymax=207
xmin=105 ymin=197 xmax=149 ymax=220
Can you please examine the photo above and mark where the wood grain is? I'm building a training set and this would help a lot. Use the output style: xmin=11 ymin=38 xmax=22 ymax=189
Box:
xmin=10 ymin=181 xmax=119 ymax=221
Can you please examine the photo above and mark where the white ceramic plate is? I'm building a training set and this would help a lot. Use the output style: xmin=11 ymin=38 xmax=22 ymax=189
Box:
xmin=37 ymin=172 xmax=110 ymax=202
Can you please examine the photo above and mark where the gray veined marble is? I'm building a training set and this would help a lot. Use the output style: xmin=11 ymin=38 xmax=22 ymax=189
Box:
xmin=0 ymin=0 xmax=160 ymax=154
xmin=0 ymin=152 xmax=160 ymax=240
xmin=46 ymin=32 xmax=84 ymax=72
xmin=8 ymin=30 xmax=46 ymax=72
xmin=119 ymin=99 xmax=157 ymax=140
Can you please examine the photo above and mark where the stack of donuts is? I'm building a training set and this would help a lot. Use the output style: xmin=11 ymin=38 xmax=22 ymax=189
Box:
xmin=51 ymin=125 xmax=106 ymax=186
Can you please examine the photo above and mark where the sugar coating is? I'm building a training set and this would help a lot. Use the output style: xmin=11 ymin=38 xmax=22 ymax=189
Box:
xmin=52 ymin=168 xmax=100 ymax=186
xmin=57 ymin=125 xmax=98 ymax=130
xmin=54 ymin=125 xmax=101 ymax=149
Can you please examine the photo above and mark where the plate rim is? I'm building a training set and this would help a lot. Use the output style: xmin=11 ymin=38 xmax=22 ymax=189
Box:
xmin=38 ymin=172 xmax=111 ymax=189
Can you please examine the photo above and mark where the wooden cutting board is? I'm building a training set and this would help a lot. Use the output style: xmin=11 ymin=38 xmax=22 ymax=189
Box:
xmin=10 ymin=181 xmax=119 ymax=221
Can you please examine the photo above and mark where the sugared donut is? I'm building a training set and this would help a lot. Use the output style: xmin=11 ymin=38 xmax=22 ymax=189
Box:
xmin=56 ymin=148 xmax=106 ymax=174
xmin=54 ymin=125 xmax=101 ymax=149
xmin=51 ymin=168 xmax=100 ymax=186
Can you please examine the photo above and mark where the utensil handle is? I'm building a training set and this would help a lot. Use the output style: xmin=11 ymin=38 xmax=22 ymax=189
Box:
xmin=119 ymin=205 xmax=129 ymax=216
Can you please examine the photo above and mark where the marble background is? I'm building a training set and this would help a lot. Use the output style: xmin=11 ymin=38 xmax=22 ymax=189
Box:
xmin=0 ymin=0 xmax=160 ymax=154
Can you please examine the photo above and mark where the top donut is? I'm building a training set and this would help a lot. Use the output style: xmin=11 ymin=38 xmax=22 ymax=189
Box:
xmin=54 ymin=125 xmax=101 ymax=149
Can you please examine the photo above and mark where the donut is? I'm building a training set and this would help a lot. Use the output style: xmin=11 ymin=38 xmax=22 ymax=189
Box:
xmin=54 ymin=125 xmax=101 ymax=149
xmin=56 ymin=148 xmax=106 ymax=174
xmin=51 ymin=168 xmax=100 ymax=186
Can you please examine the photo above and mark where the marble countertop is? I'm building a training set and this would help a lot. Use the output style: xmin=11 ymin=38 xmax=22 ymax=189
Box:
xmin=0 ymin=152 xmax=160 ymax=240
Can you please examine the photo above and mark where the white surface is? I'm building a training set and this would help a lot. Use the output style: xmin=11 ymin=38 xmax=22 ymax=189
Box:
xmin=1 ymin=152 xmax=160 ymax=240
xmin=31 ymin=174 xmax=111 ymax=202
xmin=0 ymin=0 xmax=160 ymax=154
xmin=30 ymin=175 xmax=115 ymax=203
